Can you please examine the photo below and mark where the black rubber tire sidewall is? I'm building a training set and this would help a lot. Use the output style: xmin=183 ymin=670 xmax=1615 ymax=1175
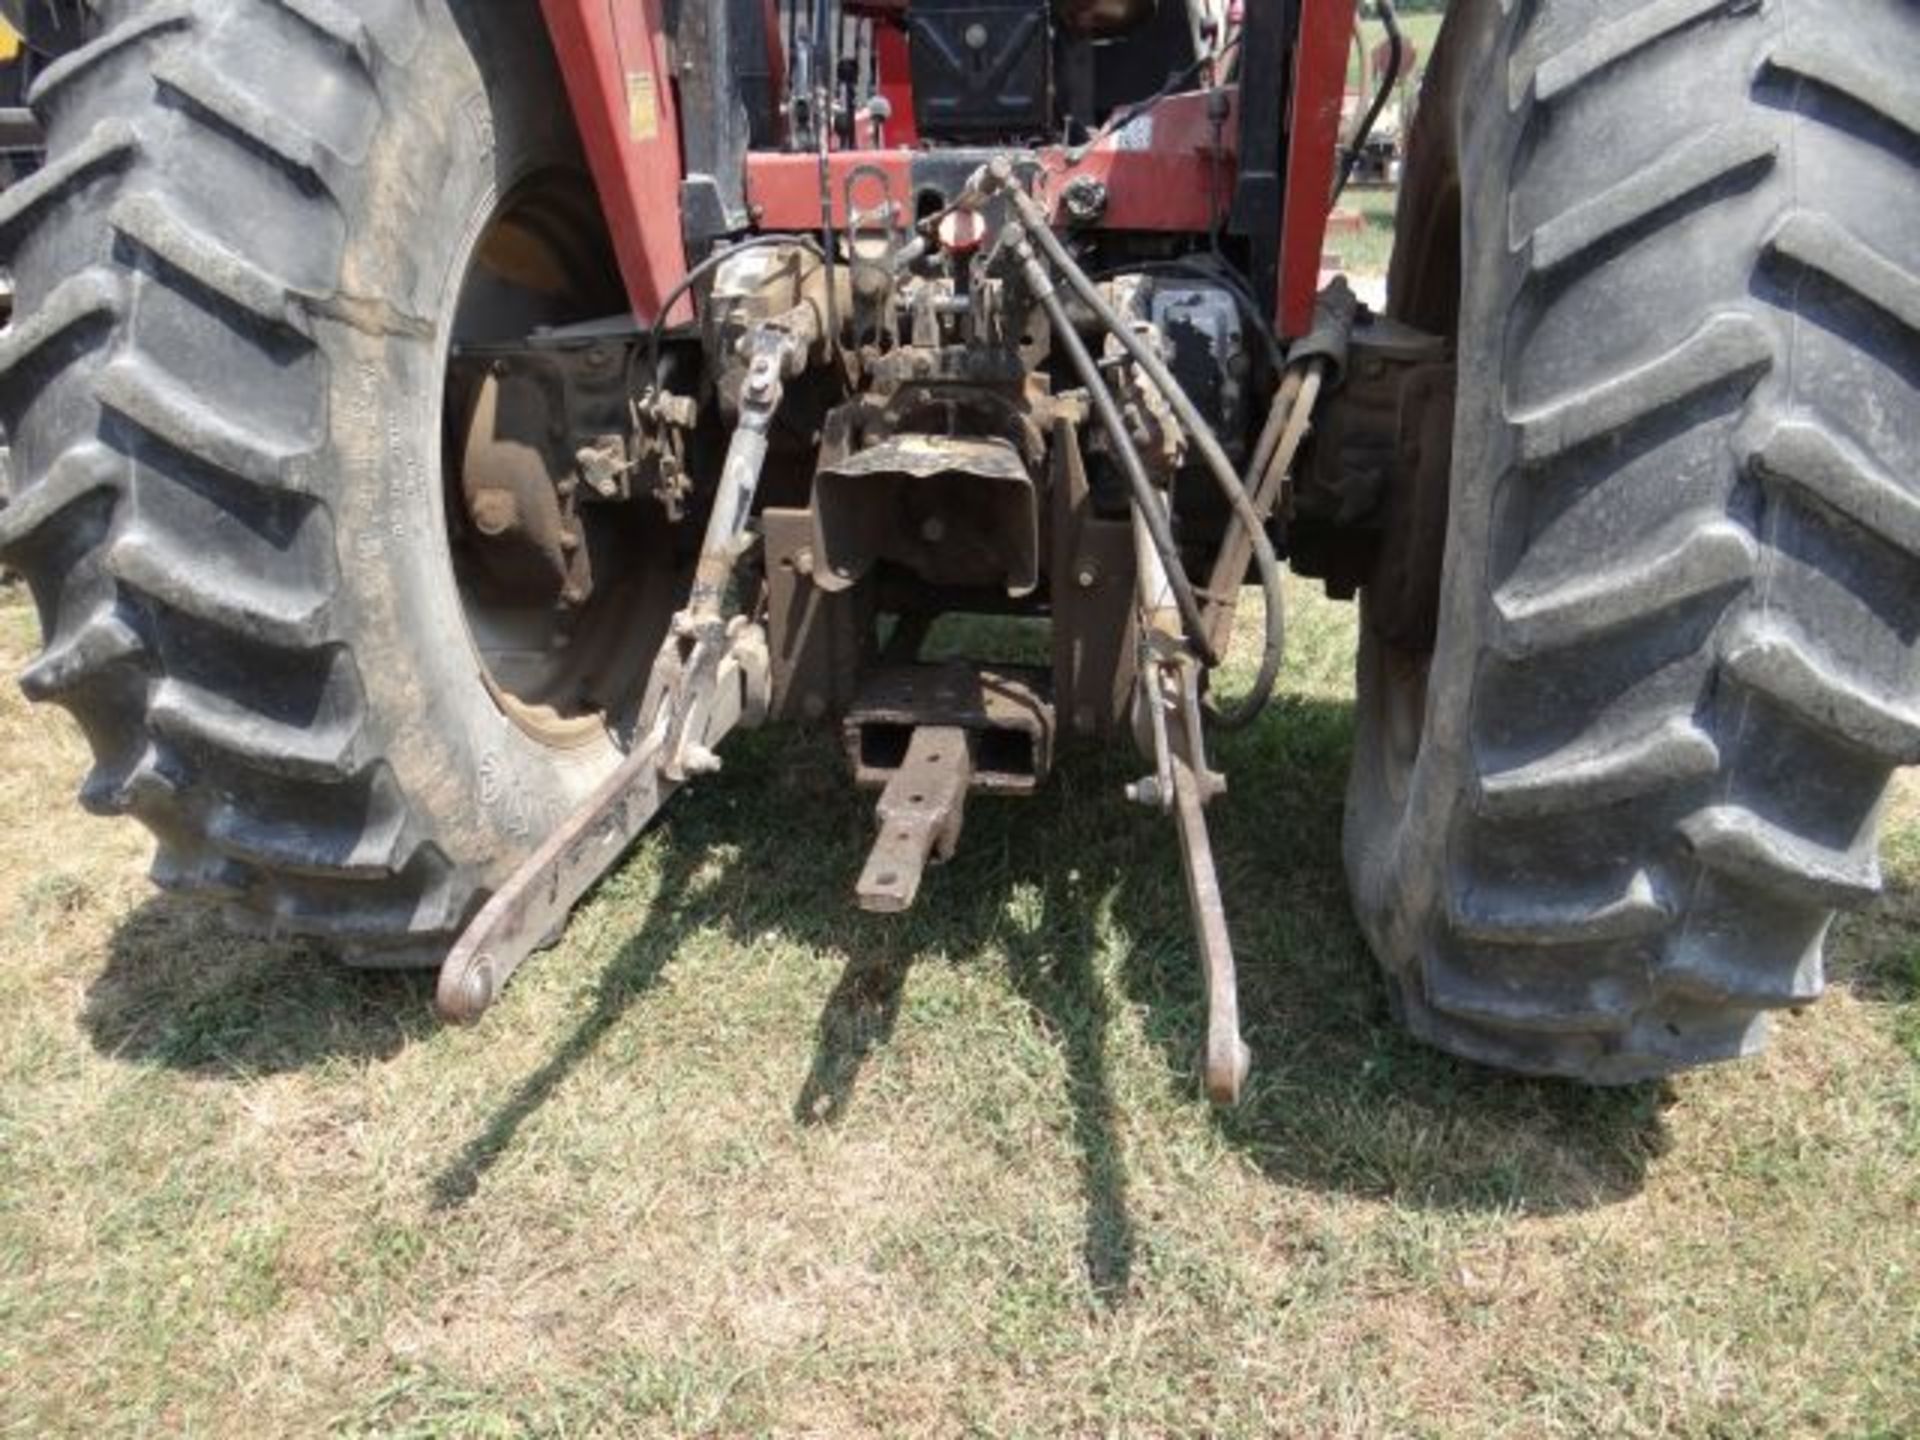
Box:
xmin=325 ymin=5 xmax=624 ymax=883
xmin=1344 ymin=0 xmax=1505 ymax=1010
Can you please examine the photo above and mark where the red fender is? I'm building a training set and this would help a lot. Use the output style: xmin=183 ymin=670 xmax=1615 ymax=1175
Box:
xmin=540 ymin=0 xmax=691 ymax=323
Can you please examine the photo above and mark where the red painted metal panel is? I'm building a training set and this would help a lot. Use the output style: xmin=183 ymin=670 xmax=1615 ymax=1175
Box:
xmin=745 ymin=92 xmax=1237 ymax=234
xmin=540 ymin=0 xmax=691 ymax=323
xmin=874 ymin=22 xmax=919 ymax=148
xmin=1040 ymin=90 xmax=1237 ymax=232
xmin=746 ymin=151 xmax=917 ymax=229
xmin=1277 ymin=0 xmax=1352 ymax=336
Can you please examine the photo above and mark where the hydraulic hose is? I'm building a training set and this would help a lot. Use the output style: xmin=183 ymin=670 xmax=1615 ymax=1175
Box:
xmin=1336 ymin=0 xmax=1405 ymax=201
xmin=1005 ymin=188 xmax=1286 ymax=730
xmin=1005 ymin=225 xmax=1221 ymax=668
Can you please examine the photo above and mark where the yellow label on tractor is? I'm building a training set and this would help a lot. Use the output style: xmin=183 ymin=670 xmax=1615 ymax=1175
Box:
xmin=0 ymin=19 xmax=22 ymax=63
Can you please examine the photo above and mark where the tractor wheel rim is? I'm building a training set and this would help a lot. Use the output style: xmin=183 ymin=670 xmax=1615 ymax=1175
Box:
xmin=437 ymin=170 xmax=655 ymax=751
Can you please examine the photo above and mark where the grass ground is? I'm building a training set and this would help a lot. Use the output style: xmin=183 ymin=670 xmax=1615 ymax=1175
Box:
xmin=1 ymin=570 xmax=1916 ymax=1437
xmin=1329 ymin=187 xmax=1399 ymax=278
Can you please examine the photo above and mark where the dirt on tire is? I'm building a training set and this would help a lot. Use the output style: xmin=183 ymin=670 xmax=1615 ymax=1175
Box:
xmin=0 ymin=0 xmax=649 ymax=963
xmin=1345 ymin=0 xmax=1920 ymax=1081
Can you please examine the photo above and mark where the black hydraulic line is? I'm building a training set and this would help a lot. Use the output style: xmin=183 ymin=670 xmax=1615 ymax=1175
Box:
xmin=1006 ymin=225 xmax=1221 ymax=669
xmin=814 ymin=0 xmax=841 ymax=348
xmin=1007 ymin=190 xmax=1285 ymax=729
xmin=1335 ymin=0 xmax=1404 ymax=202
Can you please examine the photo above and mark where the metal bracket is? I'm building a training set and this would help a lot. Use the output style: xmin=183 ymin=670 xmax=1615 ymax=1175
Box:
xmin=855 ymin=726 xmax=972 ymax=914
xmin=649 ymin=321 xmax=802 ymax=782
xmin=845 ymin=664 xmax=1053 ymax=795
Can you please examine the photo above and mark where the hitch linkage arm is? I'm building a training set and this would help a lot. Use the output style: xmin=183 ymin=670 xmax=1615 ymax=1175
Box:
xmin=435 ymin=316 xmax=811 ymax=1024
xmin=650 ymin=319 xmax=810 ymax=782
xmin=1129 ymin=496 xmax=1252 ymax=1107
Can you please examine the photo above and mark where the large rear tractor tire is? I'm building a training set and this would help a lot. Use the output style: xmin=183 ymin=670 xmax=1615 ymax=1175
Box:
xmin=0 ymin=1 xmax=673 ymax=962
xmin=1346 ymin=0 xmax=1920 ymax=1080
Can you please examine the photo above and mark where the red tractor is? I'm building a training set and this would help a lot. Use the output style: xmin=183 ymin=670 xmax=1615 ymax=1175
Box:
xmin=0 ymin=0 xmax=1911 ymax=1100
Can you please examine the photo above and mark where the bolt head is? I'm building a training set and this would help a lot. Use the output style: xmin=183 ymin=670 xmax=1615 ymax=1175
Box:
xmin=444 ymin=958 xmax=494 ymax=1023
xmin=468 ymin=488 xmax=518 ymax=536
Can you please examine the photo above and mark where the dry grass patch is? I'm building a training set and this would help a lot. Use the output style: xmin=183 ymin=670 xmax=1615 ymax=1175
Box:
xmin=0 ymin=573 xmax=1915 ymax=1437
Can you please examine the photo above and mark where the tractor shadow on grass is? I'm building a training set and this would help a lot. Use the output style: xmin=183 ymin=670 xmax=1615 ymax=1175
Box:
xmin=427 ymin=879 xmax=696 ymax=1210
xmin=84 ymin=894 xmax=435 ymax=1075
xmin=427 ymin=726 xmax=1143 ymax=1295
xmin=1826 ymin=854 xmax=1920 ymax=1009
xmin=410 ymin=737 xmax=1123 ymax=1287
xmin=426 ymin=732 xmax=905 ymax=1211
xmin=427 ymin=692 xmax=1669 ymax=1277
xmin=1107 ymin=694 xmax=1674 ymax=1217
xmin=1010 ymin=697 xmax=1671 ymax=1220
xmin=84 ymin=683 xmax=1670 ymax=1264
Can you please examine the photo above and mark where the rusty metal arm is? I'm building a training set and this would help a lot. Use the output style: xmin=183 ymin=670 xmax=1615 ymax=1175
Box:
xmin=653 ymin=315 xmax=812 ymax=781
xmin=855 ymin=726 xmax=972 ymax=914
xmin=435 ymin=630 xmax=768 ymax=1024
xmin=437 ymin=314 xmax=810 ymax=1024
xmin=1203 ymin=359 xmax=1325 ymax=655
xmin=1128 ymin=487 xmax=1251 ymax=1105
xmin=1169 ymin=710 xmax=1249 ymax=1106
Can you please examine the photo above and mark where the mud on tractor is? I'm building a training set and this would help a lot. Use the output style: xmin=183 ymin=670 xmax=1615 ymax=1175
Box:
xmin=0 ymin=0 xmax=1912 ymax=1099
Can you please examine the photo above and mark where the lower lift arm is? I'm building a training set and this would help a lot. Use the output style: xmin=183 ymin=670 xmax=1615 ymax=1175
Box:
xmin=435 ymin=314 xmax=813 ymax=1023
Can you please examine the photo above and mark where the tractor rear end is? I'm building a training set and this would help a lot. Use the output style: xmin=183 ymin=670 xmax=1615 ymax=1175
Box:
xmin=439 ymin=0 xmax=1353 ymax=1105
xmin=1 ymin=0 xmax=1915 ymax=1096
